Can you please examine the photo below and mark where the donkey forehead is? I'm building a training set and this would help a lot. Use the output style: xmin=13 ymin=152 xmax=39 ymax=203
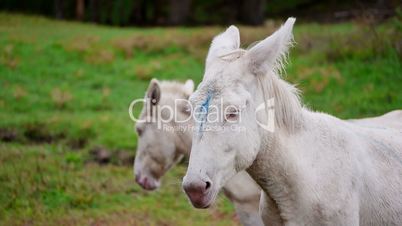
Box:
xmin=205 ymin=56 xmax=245 ymax=80
xmin=191 ymin=79 xmax=248 ymax=107
xmin=189 ymin=57 xmax=250 ymax=105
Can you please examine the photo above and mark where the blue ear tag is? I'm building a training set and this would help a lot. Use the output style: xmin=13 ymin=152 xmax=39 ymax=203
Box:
xmin=197 ymin=91 xmax=212 ymax=138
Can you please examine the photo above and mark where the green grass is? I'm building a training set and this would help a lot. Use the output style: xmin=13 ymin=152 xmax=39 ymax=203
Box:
xmin=0 ymin=143 xmax=236 ymax=226
xmin=0 ymin=12 xmax=401 ymax=225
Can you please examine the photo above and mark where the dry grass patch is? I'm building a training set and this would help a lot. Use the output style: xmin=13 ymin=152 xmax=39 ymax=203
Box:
xmin=297 ymin=66 xmax=343 ymax=93
xmin=63 ymin=35 xmax=100 ymax=53
xmin=110 ymin=25 xmax=279 ymax=62
xmin=0 ymin=44 xmax=19 ymax=69
xmin=85 ymin=49 xmax=115 ymax=64
xmin=13 ymin=85 xmax=27 ymax=99
xmin=51 ymin=88 xmax=73 ymax=109
xmin=134 ymin=61 xmax=162 ymax=81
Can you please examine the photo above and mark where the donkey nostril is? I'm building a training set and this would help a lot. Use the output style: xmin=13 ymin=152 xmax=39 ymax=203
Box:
xmin=205 ymin=181 xmax=211 ymax=190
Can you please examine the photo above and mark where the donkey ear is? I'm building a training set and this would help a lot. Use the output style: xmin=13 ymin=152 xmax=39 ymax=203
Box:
xmin=247 ymin=18 xmax=295 ymax=75
xmin=206 ymin=25 xmax=240 ymax=66
xmin=183 ymin=79 xmax=194 ymax=95
xmin=147 ymin=79 xmax=161 ymax=105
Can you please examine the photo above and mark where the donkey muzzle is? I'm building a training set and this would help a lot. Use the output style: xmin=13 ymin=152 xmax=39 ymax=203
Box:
xmin=182 ymin=175 xmax=212 ymax=208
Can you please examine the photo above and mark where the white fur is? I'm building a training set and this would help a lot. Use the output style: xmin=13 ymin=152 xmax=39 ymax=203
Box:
xmin=183 ymin=17 xmax=402 ymax=226
xmin=206 ymin=25 xmax=240 ymax=68
xmin=134 ymin=79 xmax=264 ymax=226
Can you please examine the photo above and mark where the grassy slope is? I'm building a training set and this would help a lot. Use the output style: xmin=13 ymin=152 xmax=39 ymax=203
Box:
xmin=0 ymin=143 xmax=235 ymax=226
xmin=0 ymin=13 xmax=401 ymax=225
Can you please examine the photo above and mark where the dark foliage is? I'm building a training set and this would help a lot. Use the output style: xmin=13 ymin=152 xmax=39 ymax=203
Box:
xmin=0 ymin=0 xmax=400 ymax=26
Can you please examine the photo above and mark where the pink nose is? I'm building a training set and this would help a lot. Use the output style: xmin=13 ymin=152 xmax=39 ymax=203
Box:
xmin=182 ymin=179 xmax=212 ymax=208
xmin=135 ymin=174 xmax=157 ymax=190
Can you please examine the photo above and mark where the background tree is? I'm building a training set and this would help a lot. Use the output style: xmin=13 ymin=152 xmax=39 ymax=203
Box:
xmin=76 ymin=0 xmax=84 ymax=21
xmin=168 ymin=0 xmax=192 ymax=25
xmin=0 ymin=0 xmax=400 ymax=26
xmin=54 ymin=0 xmax=64 ymax=19
xmin=240 ymin=0 xmax=265 ymax=25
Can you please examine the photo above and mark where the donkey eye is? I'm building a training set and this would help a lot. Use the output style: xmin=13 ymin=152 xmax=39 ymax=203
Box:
xmin=225 ymin=110 xmax=239 ymax=121
xmin=183 ymin=105 xmax=192 ymax=115
xmin=226 ymin=113 xmax=238 ymax=119
xmin=136 ymin=127 xmax=143 ymax=136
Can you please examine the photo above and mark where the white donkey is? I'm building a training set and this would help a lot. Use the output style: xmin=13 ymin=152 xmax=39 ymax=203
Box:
xmin=133 ymin=79 xmax=264 ymax=226
xmin=182 ymin=18 xmax=402 ymax=225
xmin=133 ymin=79 xmax=401 ymax=226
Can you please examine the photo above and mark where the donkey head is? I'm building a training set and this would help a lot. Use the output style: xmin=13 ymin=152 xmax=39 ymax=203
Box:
xmin=134 ymin=79 xmax=194 ymax=190
xmin=182 ymin=18 xmax=296 ymax=208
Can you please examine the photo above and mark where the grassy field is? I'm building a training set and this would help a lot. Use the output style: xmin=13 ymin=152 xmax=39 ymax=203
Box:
xmin=0 ymin=12 xmax=401 ymax=225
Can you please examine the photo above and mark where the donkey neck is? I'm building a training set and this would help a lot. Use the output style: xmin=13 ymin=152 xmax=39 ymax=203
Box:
xmin=247 ymin=71 xmax=305 ymax=185
xmin=246 ymin=73 xmax=306 ymax=219
xmin=247 ymin=124 xmax=306 ymax=221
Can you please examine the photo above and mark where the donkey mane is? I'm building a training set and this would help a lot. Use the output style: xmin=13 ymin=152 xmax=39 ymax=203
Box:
xmin=259 ymin=73 xmax=302 ymax=133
